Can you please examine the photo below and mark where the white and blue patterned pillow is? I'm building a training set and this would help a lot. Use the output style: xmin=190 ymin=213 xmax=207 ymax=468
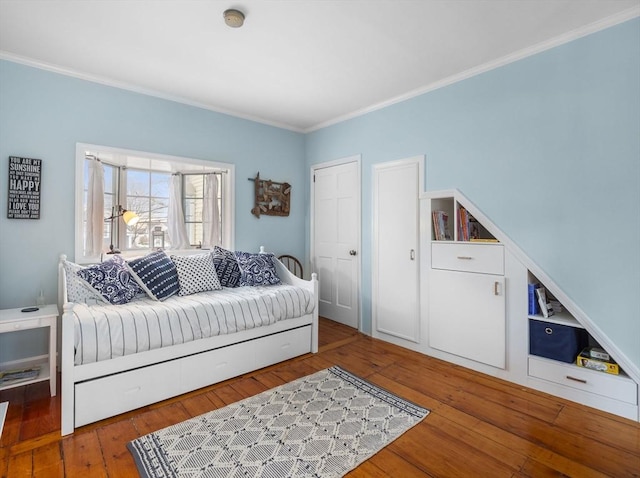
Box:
xmin=63 ymin=259 xmax=105 ymax=303
xmin=126 ymin=250 xmax=180 ymax=301
xmin=234 ymin=251 xmax=281 ymax=286
xmin=211 ymin=246 xmax=241 ymax=288
xmin=171 ymin=253 xmax=222 ymax=296
xmin=76 ymin=255 xmax=141 ymax=305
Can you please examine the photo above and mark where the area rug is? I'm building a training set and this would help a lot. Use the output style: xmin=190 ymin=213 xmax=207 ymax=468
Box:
xmin=128 ymin=366 xmax=429 ymax=477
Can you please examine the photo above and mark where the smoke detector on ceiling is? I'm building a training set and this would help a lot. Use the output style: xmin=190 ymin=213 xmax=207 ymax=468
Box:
xmin=224 ymin=9 xmax=245 ymax=28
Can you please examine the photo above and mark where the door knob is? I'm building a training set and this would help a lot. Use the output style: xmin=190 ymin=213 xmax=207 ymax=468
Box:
xmin=349 ymin=250 xmax=357 ymax=256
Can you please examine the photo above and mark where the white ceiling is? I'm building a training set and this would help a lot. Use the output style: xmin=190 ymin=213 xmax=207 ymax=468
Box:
xmin=1 ymin=1 xmax=638 ymax=132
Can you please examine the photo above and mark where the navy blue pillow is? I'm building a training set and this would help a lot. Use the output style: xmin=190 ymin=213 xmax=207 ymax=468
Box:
xmin=234 ymin=251 xmax=281 ymax=286
xmin=211 ymin=246 xmax=242 ymax=288
xmin=126 ymin=250 xmax=180 ymax=301
xmin=76 ymin=255 xmax=141 ymax=305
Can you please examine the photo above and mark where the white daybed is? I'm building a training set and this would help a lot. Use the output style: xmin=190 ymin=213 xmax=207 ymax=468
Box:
xmin=58 ymin=251 xmax=318 ymax=436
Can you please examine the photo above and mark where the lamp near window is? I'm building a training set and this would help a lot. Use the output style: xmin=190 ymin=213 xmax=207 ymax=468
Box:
xmin=105 ymin=205 xmax=139 ymax=254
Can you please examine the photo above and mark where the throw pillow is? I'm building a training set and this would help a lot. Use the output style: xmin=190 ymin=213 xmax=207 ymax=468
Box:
xmin=171 ymin=253 xmax=222 ymax=296
xmin=234 ymin=251 xmax=281 ymax=286
xmin=126 ymin=250 xmax=180 ymax=301
xmin=76 ymin=255 xmax=141 ymax=305
xmin=62 ymin=259 xmax=106 ymax=303
xmin=211 ymin=246 xmax=241 ymax=287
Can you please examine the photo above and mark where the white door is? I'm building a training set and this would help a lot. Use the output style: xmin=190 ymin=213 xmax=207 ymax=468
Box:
xmin=372 ymin=157 xmax=423 ymax=343
xmin=312 ymin=158 xmax=360 ymax=329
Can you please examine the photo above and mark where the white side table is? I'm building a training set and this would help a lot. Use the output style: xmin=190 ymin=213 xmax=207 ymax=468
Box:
xmin=0 ymin=304 xmax=58 ymax=396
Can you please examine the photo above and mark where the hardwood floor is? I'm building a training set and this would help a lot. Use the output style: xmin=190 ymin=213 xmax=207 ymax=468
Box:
xmin=1 ymin=318 xmax=639 ymax=477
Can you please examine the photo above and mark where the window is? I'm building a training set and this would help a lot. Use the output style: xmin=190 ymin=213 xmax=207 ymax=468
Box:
xmin=182 ymin=173 xmax=223 ymax=247
xmin=76 ymin=143 xmax=234 ymax=263
xmin=122 ymin=168 xmax=171 ymax=250
xmin=183 ymin=174 xmax=205 ymax=246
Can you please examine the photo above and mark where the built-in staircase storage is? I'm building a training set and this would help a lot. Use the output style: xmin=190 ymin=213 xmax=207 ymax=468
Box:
xmin=429 ymin=243 xmax=506 ymax=369
xmin=426 ymin=191 xmax=507 ymax=370
xmin=417 ymin=189 xmax=639 ymax=422
xmin=527 ymin=272 xmax=638 ymax=419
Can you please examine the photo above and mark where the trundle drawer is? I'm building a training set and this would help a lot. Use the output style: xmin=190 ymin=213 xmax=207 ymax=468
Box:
xmin=432 ymin=242 xmax=504 ymax=275
xmin=254 ymin=326 xmax=312 ymax=370
xmin=75 ymin=359 xmax=181 ymax=427
xmin=528 ymin=356 xmax=637 ymax=405
xmin=180 ymin=343 xmax=253 ymax=392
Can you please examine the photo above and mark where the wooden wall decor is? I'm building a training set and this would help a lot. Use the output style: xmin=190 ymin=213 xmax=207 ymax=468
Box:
xmin=249 ymin=172 xmax=291 ymax=218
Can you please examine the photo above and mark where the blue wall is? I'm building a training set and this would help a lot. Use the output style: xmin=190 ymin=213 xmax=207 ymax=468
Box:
xmin=306 ymin=18 xmax=640 ymax=370
xmin=0 ymin=61 xmax=306 ymax=360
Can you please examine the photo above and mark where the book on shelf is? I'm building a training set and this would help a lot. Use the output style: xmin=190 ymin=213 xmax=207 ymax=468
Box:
xmin=528 ymin=283 xmax=540 ymax=315
xmin=458 ymin=207 xmax=467 ymax=241
xmin=535 ymin=287 xmax=554 ymax=319
xmin=469 ymin=219 xmax=480 ymax=240
xmin=432 ymin=210 xmax=450 ymax=240
xmin=0 ymin=366 xmax=40 ymax=386
xmin=469 ymin=238 xmax=499 ymax=243
xmin=549 ymin=300 xmax=563 ymax=313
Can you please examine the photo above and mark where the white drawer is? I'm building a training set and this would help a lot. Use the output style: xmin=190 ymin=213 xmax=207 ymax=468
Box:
xmin=75 ymin=359 xmax=181 ymax=426
xmin=528 ymin=356 xmax=637 ymax=405
xmin=431 ymin=242 xmax=504 ymax=275
xmin=0 ymin=317 xmax=51 ymax=333
xmin=180 ymin=343 xmax=253 ymax=392
xmin=254 ymin=326 xmax=312 ymax=370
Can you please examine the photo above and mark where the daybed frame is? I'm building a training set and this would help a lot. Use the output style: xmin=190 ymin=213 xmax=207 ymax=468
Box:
xmin=58 ymin=253 xmax=318 ymax=436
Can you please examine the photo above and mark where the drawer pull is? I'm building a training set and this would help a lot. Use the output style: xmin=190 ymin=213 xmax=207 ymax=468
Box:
xmin=215 ymin=362 xmax=229 ymax=369
xmin=125 ymin=386 xmax=141 ymax=394
xmin=494 ymin=281 xmax=499 ymax=296
xmin=14 ymin=324 xmax=22 ymax=329
xmin=457 ymin=256 xmax=473 ymax=260
xmin=566 ymin=376 xmax=587 ymax=384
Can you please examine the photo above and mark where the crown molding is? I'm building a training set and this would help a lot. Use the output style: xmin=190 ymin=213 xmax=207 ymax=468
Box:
xmin=1 ymin=5 xmax=637 ymax=135
xmin=0 ymin=51 xmax=305 ymax=133
xmin=305 ymin=6 xmax=640 ymax=133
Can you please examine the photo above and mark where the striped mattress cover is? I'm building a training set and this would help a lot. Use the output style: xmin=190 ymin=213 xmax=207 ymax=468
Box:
xmin=71 ymin=284 xmax=314 ymax=366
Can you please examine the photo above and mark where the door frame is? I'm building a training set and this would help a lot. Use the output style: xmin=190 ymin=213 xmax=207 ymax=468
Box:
xmin=310 ymin=155 xmax=362 ymax=332
xmin=372 ymin=155 xmax=424 ymax=343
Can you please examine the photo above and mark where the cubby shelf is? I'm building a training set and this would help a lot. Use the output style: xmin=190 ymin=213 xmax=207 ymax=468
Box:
xmin=528 ymin=312 xmax=582 ymax=328
xmin=430 ymin=196 xmax=498 ymax=243
xmin=528 ymin=272 xmax=630 ymax=382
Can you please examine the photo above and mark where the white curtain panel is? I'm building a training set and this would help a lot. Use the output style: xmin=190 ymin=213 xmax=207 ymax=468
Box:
xmin=202 ymin=173 xmax=220 ymax=249
xmin=167 ymin=174 xmax=191 ymax=249
xmin=85 ymin=158 xmax=104 ymax=256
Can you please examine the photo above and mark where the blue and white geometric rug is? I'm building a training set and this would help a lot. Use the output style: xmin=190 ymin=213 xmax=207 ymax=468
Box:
xmin=128 ymin=366 xmax=430 ymax=477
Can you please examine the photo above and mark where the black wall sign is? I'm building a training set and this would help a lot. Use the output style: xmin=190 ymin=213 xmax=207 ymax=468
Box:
xmin=7 ymin=156 xmax=42 ymax=219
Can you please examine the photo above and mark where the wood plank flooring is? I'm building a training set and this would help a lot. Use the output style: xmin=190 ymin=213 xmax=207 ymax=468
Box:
xmin=1 ymin=318 xmax=639 ymax=477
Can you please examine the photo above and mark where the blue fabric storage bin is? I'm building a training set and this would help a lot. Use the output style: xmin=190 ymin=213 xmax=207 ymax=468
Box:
xmin=529 ymin=320 xmax=589 ymax=363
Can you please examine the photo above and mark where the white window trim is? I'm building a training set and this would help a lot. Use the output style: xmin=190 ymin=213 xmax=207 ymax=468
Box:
xmin=75 ymin=143 xmax=235 ymax=264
